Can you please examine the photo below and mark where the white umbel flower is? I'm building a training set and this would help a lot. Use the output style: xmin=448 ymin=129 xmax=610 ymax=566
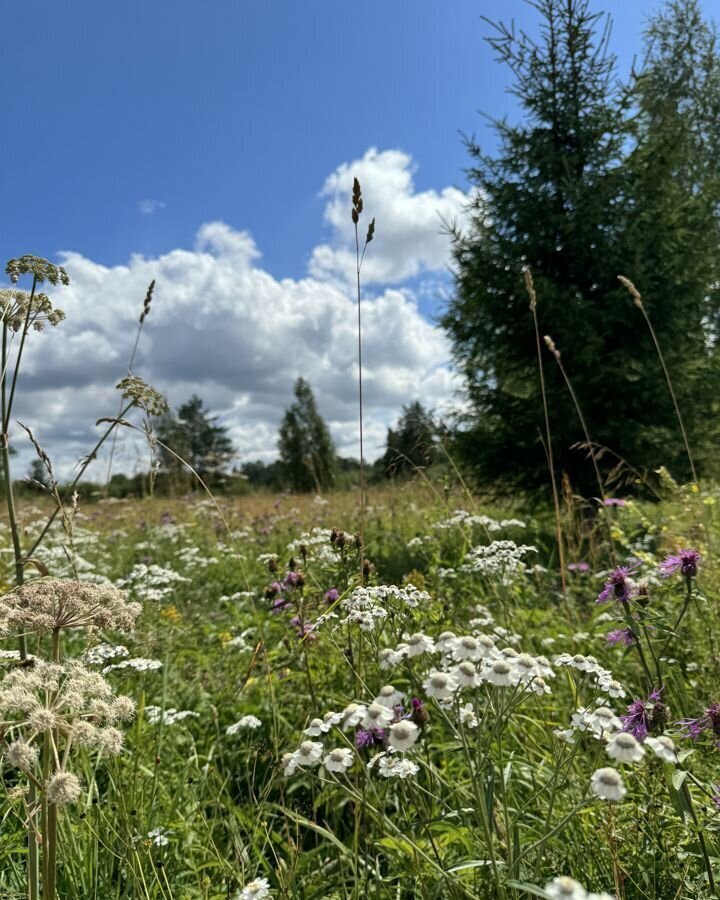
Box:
xmin=645 ymin=735 xmax=678 ymax=763
xmin=387 ymin=720 xmax=419 ymax=751
xmin=606 ymin=731 xmax=644 ymax=763
xmin=591 ymin=767 xmax=627 ymax=801
xmin=376 ymin=755 xmax=419 ymax=779
xmin=323 ymin=748 xmax=354 ymax=772
xmin=227 ymin=715 xmax=262 ymax=735
xmin=423 ymin=670 xmax=458 ymax=700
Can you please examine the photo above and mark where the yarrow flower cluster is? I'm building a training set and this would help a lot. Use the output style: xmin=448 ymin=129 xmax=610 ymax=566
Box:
xmin=459 ymin=540 xmax=538 ymax=583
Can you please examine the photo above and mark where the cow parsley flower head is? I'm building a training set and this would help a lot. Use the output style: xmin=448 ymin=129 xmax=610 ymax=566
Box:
xmin=0 ymin=579 xmax=140 ymax=634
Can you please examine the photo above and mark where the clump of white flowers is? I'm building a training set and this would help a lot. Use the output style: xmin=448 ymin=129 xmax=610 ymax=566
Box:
xmin=459 ymin=540 xmax=538 ymax=583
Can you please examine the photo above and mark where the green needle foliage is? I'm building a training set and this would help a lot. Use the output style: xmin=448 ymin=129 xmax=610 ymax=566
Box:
xmin=442 ymin=0 xmax=720 ymax=496
xmin=278 ymin=377 xmax=337 ymax=492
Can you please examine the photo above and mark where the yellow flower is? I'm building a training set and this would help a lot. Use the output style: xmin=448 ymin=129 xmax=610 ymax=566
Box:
xmin=160 ymin=605 xmax=182 ymax=623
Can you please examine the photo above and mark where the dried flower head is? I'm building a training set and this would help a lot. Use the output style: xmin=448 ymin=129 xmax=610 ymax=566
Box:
xmin=46 ymin=771 xmax=81 ymax=806
xmin=0 ymin=579 xmax=141 ymax=634
xmin=5 ymin=256 xmax=70 ymax=286
xmin=117 ymin=375 xmax=168 ymax=417
xmin=0 ymin=289 xmax=65 ymax=332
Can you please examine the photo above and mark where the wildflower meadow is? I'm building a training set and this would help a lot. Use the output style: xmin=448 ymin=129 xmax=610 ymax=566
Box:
xmin=6 ymin=0 xmax=720 ymax=898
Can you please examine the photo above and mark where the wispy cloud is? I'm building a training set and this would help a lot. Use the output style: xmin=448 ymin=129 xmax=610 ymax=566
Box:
xmin=138 ymin=198 xmax=166 ymax=215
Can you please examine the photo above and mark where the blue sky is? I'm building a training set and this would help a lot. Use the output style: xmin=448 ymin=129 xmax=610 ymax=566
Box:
xmin=3 ymin=0 xmax=682 ymax=280
xmin=1 ymin=0 xmax=715 ymax=475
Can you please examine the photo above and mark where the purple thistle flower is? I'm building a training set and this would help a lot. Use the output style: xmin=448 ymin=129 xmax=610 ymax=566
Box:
xmin=596 ymin=561 xmax=640 ymax=604
xmin=284 ymin=571 xmax=300 ymax=587
xmin=603 ymin=498 xmax=627 ymax=508
xmin=606 ymin=627 xmax=636 ymax=647
xmin=679 ymin=702 xmax=720 ymax=742
xmin=270 ymin=595 xmax=289 ymax=613
xmin=324 ymin=588 xmax=339 ymax=604
xmin=354 ymin=727 xmax=386 ymax=749
xmin=659 ymin=548 xmax=701 ymax=579
xmin=621 ymin=688 xmax=666 ymax=742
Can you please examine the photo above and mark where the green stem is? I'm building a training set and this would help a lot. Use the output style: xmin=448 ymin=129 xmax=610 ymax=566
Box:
xmin=658 ymin=576 xmax=694 ymax=662
xmin=25 ymin=402 xmax=135 ymax=559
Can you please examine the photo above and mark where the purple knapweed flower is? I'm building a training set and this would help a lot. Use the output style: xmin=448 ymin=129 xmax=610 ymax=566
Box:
xmin=568 ymin=562 xmax=590 ymax=573
xmin=621 ymin=688 xmax=666 ymax=742
xmin=659 ymin=548 xmax=701 ymax=579
xmin=324 ymin=588 xmax=339 ymax=604
xmin=597 ymin=561 xmax=640 ymax=604
xmin=603 ymin=498 xmax=627 ymax=508
xmin=606 ymin=627 xmax=636 ymax=647
xmin=679 ymin=702 xmax=720 ymax=743
xmin=355 ymin=727 xmax=386 ymax=749
xmin=270 ymin=595 xmax=289 ymax=613
xmin=284 ymin=571 xmax=300 ymax=587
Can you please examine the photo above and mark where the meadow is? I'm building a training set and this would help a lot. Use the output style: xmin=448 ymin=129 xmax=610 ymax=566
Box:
xmin=1 ymin=472 xmax=719 ymax=900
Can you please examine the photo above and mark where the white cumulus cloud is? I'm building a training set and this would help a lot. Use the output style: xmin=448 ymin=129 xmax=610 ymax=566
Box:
xmin=8 ymin=148 xmax=463 ymax=479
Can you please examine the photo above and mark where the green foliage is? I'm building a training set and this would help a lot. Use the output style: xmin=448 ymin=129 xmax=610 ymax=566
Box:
xmin=277 ymin=378 xmax=337 ymax=492
xmin=156 ymin=394 xmax=235 ymax=488
xmin=379 ymin=401 xmax=438 ymax=478
xmin=443 ymin=0 xmax=720 ymax=495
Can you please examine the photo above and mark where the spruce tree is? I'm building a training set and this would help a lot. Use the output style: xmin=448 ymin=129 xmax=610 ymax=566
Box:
xmin=277 ymin=378 xmax=337 ymax=492
xmin=443 ymin=0 xmax=720 ymax=494
xmin=381 ymin=402 xmax=437 ymax=477
xmin=157 ymin=395 xmax=235 ymax=485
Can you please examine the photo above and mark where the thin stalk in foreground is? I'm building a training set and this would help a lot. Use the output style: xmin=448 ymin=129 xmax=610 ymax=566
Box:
xmin=351 ymin=178 xmax=374 ymax=583
xmin=618 ymin=276 xmax=697 ymax=484
xmin=524 ymin=268 xmax=567 ymax=597
xmin=544 ymin=335 xmax=616 ymax=564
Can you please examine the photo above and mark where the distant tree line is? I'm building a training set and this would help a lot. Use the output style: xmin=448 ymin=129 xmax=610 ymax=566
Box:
xmin=53 ymin=379 xmax=442 ymax=499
